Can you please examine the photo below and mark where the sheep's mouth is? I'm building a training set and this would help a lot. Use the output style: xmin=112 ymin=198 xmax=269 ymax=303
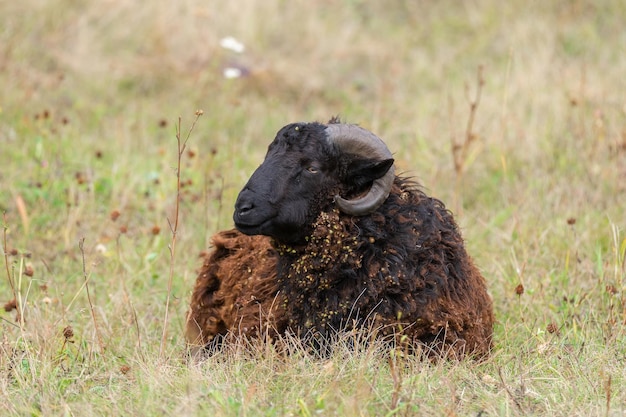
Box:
xmin=235 ymin=216 xmax=305 ymax=244
xmin=234 ymin=216 xmax=273 ymax=236
xmin=234 ymin=222 xmax=261 ymax=235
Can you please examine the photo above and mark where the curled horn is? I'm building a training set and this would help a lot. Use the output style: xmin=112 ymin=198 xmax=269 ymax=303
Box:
xmin=325 ymin=124 xmax=395 ymax=216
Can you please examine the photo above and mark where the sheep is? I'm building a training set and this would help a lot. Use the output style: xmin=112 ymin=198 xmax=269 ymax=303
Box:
xmin=185 ymin=119 xmax=494 ymax=358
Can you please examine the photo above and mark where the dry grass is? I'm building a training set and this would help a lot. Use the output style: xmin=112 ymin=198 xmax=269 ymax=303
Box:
xmin=1 ymin=0 xmax=625 ymax=415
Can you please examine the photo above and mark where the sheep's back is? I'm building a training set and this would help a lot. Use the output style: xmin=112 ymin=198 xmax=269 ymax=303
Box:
xmin=358 ymin=179 xmax=494 ymax=356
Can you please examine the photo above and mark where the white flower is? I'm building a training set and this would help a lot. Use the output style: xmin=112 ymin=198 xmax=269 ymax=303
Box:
xmin=220 ymin=36 xmax=245 ymax=53
xmin=95 ymin=243 xmax=107 ymax=254
xmin=223 ymin=67 xmax=243 ymax=79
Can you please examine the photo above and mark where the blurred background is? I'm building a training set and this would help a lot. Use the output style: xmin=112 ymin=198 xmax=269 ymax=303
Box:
xmin=1 ymin=0 xmax=625 ymax=414
xmin=2 ymin=0 xmax=625 ymax=314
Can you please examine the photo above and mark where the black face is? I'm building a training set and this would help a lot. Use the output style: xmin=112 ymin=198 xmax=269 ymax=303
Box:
xmin=233 ymin=122 xmax=395 ymax=244
xmin=234 ymin=122 xmax=338 ymax=244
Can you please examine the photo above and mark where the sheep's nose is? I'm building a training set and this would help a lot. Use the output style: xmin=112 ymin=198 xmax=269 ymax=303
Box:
xmin=236 ymin=200 xmax=253 ymax=216
xmin=234 ymin=190 xmax=255 ymax=218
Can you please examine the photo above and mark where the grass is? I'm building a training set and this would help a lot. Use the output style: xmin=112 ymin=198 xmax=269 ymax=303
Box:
xmin=1 ymin=0 xmax=625 ymax=415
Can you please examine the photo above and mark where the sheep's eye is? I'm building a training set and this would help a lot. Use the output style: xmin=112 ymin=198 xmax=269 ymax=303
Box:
xmin=306 ymin=166 xmax=319 ymax=174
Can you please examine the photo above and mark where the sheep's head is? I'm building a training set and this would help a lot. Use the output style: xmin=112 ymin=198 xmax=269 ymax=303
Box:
xmin=233 ymin=121 xmax=395 ymax=244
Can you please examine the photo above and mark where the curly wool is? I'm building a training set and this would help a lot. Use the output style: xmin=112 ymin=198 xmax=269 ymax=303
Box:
xmin=273 ymin=177 xmax=493 ymax=355
xmin=185 ymin=231 xmax=285 ymax=354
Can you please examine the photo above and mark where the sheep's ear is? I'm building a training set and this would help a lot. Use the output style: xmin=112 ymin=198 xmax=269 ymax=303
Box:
xmin=347 ymin=158 xmax=394 ymax=189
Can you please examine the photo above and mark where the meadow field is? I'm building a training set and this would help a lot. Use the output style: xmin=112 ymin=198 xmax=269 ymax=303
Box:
xmin=1 ymin=0 xmax=625 ymax=415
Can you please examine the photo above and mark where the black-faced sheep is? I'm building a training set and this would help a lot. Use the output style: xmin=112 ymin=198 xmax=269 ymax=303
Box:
xmin=185 ymin=120 xmax=494 ymax=358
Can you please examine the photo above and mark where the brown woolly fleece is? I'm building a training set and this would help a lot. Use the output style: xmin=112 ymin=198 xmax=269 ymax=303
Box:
xmin=185 ymin=231 xmax=284 ymax=356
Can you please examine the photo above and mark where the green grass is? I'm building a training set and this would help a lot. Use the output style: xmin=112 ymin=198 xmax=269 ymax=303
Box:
xmin=1 ymin=0 xmax=625 ymax=415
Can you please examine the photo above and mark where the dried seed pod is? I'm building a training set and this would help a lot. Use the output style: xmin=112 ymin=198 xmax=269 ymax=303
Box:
xmin=4 ymin=299 xmax=17 ymax=312
xmin=110 ymin=210 xmax=121 ymax=221
xmin=63 ymin=325 xmax=74 ymax=340
xmin=546 ymin=322 xmax=560 ymax=335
